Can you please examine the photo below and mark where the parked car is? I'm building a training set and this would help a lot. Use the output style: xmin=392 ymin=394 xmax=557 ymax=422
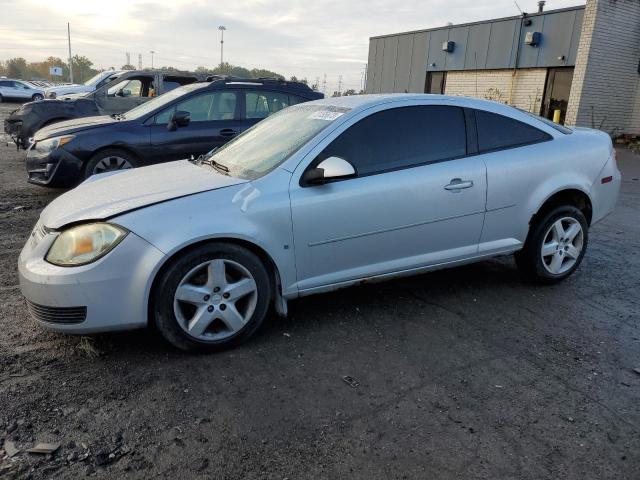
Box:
xmin=4 ymin=70 xmax=201 ymax=148
xmin=44 ymin=70 xmax=125 ymax=99
xmin=18 ymin=94 xmax=620 ymax=351
xmin=25 ymin=77 xmax=323 ymax=187
xmin=0 ymin=79 xmax=45 ymax=103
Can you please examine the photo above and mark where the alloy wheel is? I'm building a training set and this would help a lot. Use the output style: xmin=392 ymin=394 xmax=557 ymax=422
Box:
xmin=173 ymin=259 xmax=258 ymax=341
xmin=540 ymin=217 xmax=584 ymax=275
xmin=92 ymin=156 xmax=134 ymax=174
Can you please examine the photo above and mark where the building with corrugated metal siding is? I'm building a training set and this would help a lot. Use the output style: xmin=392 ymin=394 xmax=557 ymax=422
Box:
xmin=365 ymin=0 xmax=640 ymax=135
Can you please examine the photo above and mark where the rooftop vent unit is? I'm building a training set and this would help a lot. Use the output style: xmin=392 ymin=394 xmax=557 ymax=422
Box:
xmin=442 ymin=41 xmax=455 ymax=53
xmin=525 ymin=31 xmax=541 ymax=46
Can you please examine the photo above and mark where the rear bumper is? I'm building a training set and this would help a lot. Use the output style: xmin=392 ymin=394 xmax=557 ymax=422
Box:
xmin=26 ymin=147 xmax=84 ymax=188
xmin=590 ymin=151 xmax=622 ymax=225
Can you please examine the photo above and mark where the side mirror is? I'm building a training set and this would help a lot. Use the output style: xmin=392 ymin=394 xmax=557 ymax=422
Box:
xmin=302 ymin=156 xmax=356 ymax=185
xmin=167 ymin=110 xmax=191 ymax=131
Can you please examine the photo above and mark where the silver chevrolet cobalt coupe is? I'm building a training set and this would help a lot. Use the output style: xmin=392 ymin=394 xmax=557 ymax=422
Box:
xmin=19 ymin=95 xmax=620 ymax=351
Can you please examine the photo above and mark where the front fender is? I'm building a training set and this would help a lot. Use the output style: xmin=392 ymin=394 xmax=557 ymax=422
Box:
xmin=112 ymin=171 xmax=297 ymax=309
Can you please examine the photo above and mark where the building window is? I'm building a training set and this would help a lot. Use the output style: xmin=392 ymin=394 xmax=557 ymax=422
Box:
xmin=425 ymin=72 xmax=446 ymax=94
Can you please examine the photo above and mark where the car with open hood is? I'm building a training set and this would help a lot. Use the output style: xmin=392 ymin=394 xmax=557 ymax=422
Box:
xmin=18 ymin=94 xmax=620 ymax=352
xmin=4 ymin=70 xmax=201 ymax=148
xmin=25 ymin=77 xmax=323 ymax=187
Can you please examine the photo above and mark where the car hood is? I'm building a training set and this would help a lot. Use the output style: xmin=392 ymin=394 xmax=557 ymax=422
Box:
xmin=45 ymin=84 xmax=88 ymax=95
xmin=34 ymin=115 xmax=118 ymax=140
xmin=40 ymin=160 xmax=248 ymax=229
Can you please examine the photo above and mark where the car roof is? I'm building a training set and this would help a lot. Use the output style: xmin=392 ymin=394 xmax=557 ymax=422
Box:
xmin=306 ymin=93 xmax=530 ymax=118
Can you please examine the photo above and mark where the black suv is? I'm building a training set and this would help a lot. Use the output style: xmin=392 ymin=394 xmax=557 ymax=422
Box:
xmin=26 ymin=77 xmax=323 ymax=187
xmin=5 ymin=70 xmax=202 ymax=148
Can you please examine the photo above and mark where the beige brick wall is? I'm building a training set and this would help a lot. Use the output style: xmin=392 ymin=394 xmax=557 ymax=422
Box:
xmin=565 ymin=0 xmax=640 ymax=134
xmin=444 ymin=68 xmax=548 ymax=113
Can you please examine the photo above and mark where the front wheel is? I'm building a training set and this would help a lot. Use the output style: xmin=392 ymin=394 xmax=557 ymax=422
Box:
xmin=515 ymin=205 xmax=588 ymax=283
xmin=84 ymin=148 xmax=138 ymax=179
xmin=32 ymin=94 xmax=44 ymax=102
xmin=153 ymin=243 xmax=272 ymax=352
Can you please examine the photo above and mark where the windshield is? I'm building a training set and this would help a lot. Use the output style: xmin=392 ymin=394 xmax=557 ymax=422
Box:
xmin=206 ymin=104 xmax=350 ymax=180
xmin=121 ymin=83 xmax=205 ymax=120
xmin=84 ymin=71 xmax=110 ymax=86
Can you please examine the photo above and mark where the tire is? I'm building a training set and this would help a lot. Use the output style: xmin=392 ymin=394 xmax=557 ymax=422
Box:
xmin=153 ymin=243 xmax=272 ymax=352
xmin=0 ymin=94 xmax=3 ymax=103
xmin=515 ymin=205 xmax=588 ymax=283
xmin=84 ymin=148 xmax=138 ymax=179
xmin=32 ymin=94 xmax=44 ymax=102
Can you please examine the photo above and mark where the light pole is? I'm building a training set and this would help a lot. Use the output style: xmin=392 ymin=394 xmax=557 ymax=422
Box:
xmin=218 ymin=26 xmax=226 ymax=67
xmin=150 ymin=50 xmax=155 ymax=69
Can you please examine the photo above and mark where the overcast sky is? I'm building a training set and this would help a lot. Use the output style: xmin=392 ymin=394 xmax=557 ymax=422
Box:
xmin=0 ymin=0 xmax=584 ymax=92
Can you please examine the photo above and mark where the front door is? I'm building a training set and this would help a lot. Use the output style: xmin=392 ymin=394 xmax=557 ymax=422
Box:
xmin=541 ymin=67 xmax=574 ymax=124
xmin=289 ymin=104 xmax=487 ymax=292
xmin=96 ymin=75 xmax=156 ymax=114
xmin=150 ymin=90 xmax=242 ymax=162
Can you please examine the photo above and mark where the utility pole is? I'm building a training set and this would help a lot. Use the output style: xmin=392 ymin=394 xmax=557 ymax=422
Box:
xmin=126 ymin=52 xmax=130 ymax=66
xmin=337 ymin=75 xmax=343 ymax=95
xmin=363 ymin=63 xmax=368 ymax=92
xmin=322 ymin=74 xmax=327 ymax=95
xmin=67 ymin=22 xmax=74 ymax=83
xmin=218 ymin=26 xmax=226 ymax=66
xmin=150 ymin=50 xmax=155 ymax=69
xmin=138 ymin=53 xmax=142 ymax=70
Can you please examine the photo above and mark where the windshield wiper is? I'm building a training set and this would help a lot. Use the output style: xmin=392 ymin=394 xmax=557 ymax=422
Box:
xmin=195 ymin=154 xmax=229 ymax=175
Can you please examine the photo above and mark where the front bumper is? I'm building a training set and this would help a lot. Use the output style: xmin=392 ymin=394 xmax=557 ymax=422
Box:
xmin=18 ymin=223 xmax=166 ymax=334
xmin=26 ymin=146 xmax=84 ymax=188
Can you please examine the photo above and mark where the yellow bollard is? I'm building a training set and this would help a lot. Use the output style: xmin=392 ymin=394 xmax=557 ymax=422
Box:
xmin=553 ymin=109 xmax=562 ymax=124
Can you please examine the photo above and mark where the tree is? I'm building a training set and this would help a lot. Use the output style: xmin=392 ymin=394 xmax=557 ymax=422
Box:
xmin=342 ymin=89 xmax=357 ymax=96
xmin=70 ymin=55 xmax=95 ymax=83
xmin=6 ymin=58 xmax=28 ymax=79
xmin=121 ymin=64 xmax=136 ymax=70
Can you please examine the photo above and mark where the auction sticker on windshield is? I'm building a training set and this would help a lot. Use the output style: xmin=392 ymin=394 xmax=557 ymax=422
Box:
xmin=307 ymin=109 xmax=349 ymax=121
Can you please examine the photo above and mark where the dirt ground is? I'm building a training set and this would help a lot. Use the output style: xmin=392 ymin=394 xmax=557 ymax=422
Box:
xmin=0 ymin=100 xmax=639 ymax=479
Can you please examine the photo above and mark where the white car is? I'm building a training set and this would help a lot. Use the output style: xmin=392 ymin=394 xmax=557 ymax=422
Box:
xmin=18 ymin=95 xmax=621 ymax=352
xmin=44 ymin=70 xmax=124 ymax=99
xmin=0 ymin=79 xmax=45 ymax=102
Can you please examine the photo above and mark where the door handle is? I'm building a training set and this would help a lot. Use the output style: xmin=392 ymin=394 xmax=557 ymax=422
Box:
xmin=444 ymin=178 xmax=474 ymax=191
xmin=220 ymin=128 xmax=238 ymax=137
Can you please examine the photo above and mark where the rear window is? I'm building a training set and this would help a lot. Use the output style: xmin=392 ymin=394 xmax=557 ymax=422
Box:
xmin=476 ymin=110 xmax=552 ymax=153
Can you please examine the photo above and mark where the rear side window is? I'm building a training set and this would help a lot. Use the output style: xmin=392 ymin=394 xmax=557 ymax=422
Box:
xmin=318 ymin=105 xmax=467 ymax=176
xmin=245 ymin=90 xmax=291 ymax=119
xmin=475 ymin=110 xmax=551 ymax=152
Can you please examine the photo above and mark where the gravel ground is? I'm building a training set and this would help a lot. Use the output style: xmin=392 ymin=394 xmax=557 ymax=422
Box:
xmin=1 ymin=101 xmax=639 ymax=479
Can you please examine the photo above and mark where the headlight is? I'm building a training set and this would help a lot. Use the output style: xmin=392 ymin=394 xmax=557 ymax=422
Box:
xmin=46 ymin=223 xmax=128 ymax=266
xmin=34 ymin=135 xmax=74 ymax=154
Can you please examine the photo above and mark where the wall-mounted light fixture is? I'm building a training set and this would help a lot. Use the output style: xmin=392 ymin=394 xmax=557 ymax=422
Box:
xmin=524 ymin=31 xmax=541 ymax=46
xmin=442 ymin=41 xmax=455 ymax=53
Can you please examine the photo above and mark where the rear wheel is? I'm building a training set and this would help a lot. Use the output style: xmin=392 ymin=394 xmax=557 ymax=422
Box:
xmin=84 ymin=148 xmax=137 ymax=179
xmin=515 ymin=205 xmax=588 ymax=283
xmin=153 ymin=243 xmax=272 ymax=352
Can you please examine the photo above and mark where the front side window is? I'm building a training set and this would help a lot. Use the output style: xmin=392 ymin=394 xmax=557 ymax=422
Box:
xmin=475 ymin=110 xmax=552 ymax=153
xmin=317 ymin=105 xmax=467 ymax=177
xmin=155 ymin=91 xmax=238 ymax=124
xmin=245 ymin=90 xmax=291 ymax=119
xmin=106 ymin=77 xmax=153 ymax=98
